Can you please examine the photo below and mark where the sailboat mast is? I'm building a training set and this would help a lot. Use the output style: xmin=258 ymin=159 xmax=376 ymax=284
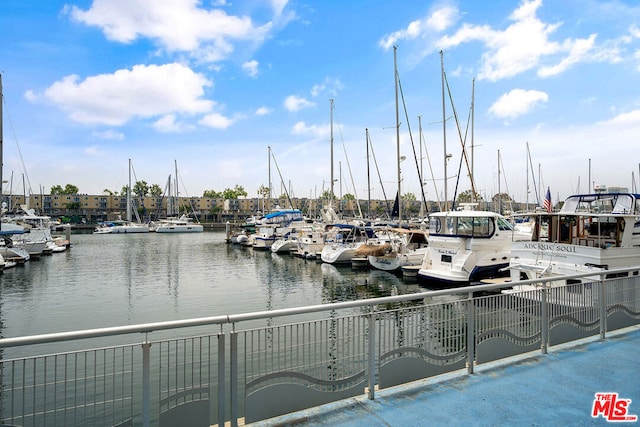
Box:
xmin=174 ymin=160 xmax=178 ymax=215
xmin=525 ymin=142 xmax=530 ymax=211
xmin=330 ymin=99 xmax=334 ymax=208
xmin=440 ymin=50 xmax=448 ymax=211
xmin=0 ymin=74 xmax=3 ymax=228
xmin=394 ymin=46 xmax=402 ymax=225
xmin=497 ymin=150 xmax=501 ymax=214
xmin=366 ymin=128 xmax=371 ymax=219
xmin=268 ymin=146 xmax=272 ymax=211
xmin=127 ymin=158 xmax=132 ymax=222
xmin=471 ymin=78 xmax=475 ymax=182
xmin=418 ymin=115 xmax=424 ymax=218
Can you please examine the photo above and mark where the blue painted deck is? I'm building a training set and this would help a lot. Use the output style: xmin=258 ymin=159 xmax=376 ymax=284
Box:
xmin=254 ymin=325 xmax=640 ymax=426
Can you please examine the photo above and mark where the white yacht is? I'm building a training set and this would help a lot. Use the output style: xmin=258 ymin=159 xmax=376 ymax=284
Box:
xmin=367 ymin=228 xmax=429 ymax=272
xmin=320 ymin=224 xmax=376 ymax=265
xmin=94 ymin=220 xmax=150 ymax=234
xmin=151 ymin=215 xmax=203 ymax=233
xmin=251 ymin=208 xmax=304 ymax=250
xmin=417 ymin=204 xmax=531 ymax=287
xmin=503 ymin=191 xmax=640 ymax=305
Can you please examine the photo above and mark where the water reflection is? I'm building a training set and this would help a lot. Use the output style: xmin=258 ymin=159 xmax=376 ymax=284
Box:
xmin=0 ymin=232 xmax=429 ymax=338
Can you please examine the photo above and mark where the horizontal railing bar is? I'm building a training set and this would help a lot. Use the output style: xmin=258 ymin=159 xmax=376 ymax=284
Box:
xmin=1 ymin=266 xmax=637 ymax=349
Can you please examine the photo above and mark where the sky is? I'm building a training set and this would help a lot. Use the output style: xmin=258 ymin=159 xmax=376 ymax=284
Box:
xmin=1 ymin=0 xmax=640 ymax=207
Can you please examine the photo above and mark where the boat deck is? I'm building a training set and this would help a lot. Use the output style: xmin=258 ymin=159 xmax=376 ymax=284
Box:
xmin=254 ymin=325 xmax=640 ymax=426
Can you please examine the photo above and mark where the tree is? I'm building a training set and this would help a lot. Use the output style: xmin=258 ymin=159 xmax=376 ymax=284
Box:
xmin=491 ymin=193 xmax=512 ymax=203
xmin=63 ymin=184 xmax=79 ymax=194
xmin=102 ymin=188 xmax=114 ymax=196
xmin=456 ymin=189 xmax=484 ymax=204
xmin=343 ymin=193 xmax=356 ymax=200
xmin=133 ymin=181 xmax=149 ymax=197
xmin=320 ymin=190 xmax=336 ymax=200
xmin=257 ymin=185 xmax=270 ymax=199
xmin=203 ymin=189 xmax=222 ymax=198
xmin=149 ymin=184 xmax=163 ymax=197
xmin=233 ymin=185 xmax=248 ymax=198
xmin=51 ymin=184 xmax=79 ymax=195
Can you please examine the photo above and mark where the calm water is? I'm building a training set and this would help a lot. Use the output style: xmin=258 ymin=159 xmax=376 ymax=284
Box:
xmin=0 ymin=232 xmax=424 ymax=339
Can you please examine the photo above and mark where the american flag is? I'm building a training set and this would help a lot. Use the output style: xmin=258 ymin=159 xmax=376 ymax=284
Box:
xmin=543 ymin=187 xmax=552 ymax=212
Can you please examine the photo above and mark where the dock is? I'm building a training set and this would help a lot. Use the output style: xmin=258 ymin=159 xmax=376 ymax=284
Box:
xmin=259 ymin=325 xmax=640 ymax=426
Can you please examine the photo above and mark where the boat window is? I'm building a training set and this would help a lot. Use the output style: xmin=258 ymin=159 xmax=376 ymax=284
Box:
xmin=471 ymin=217 xmax=492 ymax=237
xmin=429 ymin=216 xmax=443 ymax=234
xmin=496 ymin=217 xmax=514 ymax=231
xmin=429 ymin=216 xmax=495 ymax=237
xmin=612 ymin=194 xmax=634 ymax=214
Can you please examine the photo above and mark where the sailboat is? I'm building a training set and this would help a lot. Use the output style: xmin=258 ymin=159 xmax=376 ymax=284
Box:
xmin=0 ymin=74 xmax=30 ymax=267
xmin=150 ymin=161 xmax=203 ymax=233
xmin=94 ymin=159 xmax=149 ymax=234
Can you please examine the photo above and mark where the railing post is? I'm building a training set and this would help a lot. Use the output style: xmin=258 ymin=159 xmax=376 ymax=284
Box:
xmin=599 ymin=274 xmax=607 ymax=340
xmin=230 ymin=330 xmax=238 ymax=427
xmin=142 ymin=341 xmax=151 ymax=427
xmin=466 ymin=292 xmax=475 ymax=374
xmin=367 ymin=310 xmax=376 ymax=400
xmin=217 ymin=332 xmax=226 ymax=427
xmin=541 ymin=282 xmax=548 ymax=354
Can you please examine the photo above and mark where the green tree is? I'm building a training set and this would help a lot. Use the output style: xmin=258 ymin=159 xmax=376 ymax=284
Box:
xmin=51 ymin=184 xmax=79 ymax=195
xmin=257 ymin=185 xmax=270 ymax=199
xmin=343 ymin=193 xmax=356 ymax=200
xmin=321 ymin=190 xmax=336 ymax=200
xmin=491 ymin=193 xmax=512 ymax=203
xmin=456 ymin=189 xmax=483 ymax=204
xmin=102 ymin=188 xmax=114 ymax=196
xmin=133 ymin=180 xmax=149 ymax=197
xmin=233 ymin=185 xmax=248 ymax=198
xmin=203 ymin=189 xmax=222 ymax=198
xmin=149 ymin=184 xmax=163 ymax=197
xmin=63 ymin=184 xmax=79 ymax=194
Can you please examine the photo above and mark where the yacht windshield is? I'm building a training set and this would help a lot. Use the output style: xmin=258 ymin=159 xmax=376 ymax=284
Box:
xmin=429 ymin=215 xmax=495 ymax=237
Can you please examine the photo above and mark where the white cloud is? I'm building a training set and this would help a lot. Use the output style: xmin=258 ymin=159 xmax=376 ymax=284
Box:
xmin=84 ymin=145 xmax=107 ymax=156
xmin=284 ymin=95 xmax=314 ymax=112
xmin=597 ymin=109 xmax=640 ymax=126
xmin=199 ymin=112 xmax=235 ymax=129
xmin=242 ymin=60 xmax=259 ymax=77
xmin=255 ymin=106 xmax=272 ymax=116
xmin=41 ymin=63 xmax=213 ymax=126
xmin=91 ymin=130 xmax=125 ymax=140
xmin=291 ymin=121 xmax=329 ymax=138
xmin=489 ymin=89 xmax=548 ymax=119
xmin=379 ymin=5 xmax=458 ymax=49
xmin=538 ymin=34 xmax=597 ymax=77
xmin=310 ymin=77 xmax=343 ymax=97
xmin=67 ymin=0 xmax=273 ymax=63
xmin=153 ymin=114 xmax=192 ymax=133
xmin=435 ymin=0 xmax=600 ymax=81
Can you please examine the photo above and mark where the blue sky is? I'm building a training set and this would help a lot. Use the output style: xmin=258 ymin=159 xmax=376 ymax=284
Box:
xmin=1 ymin=0 xmax=640 ymax=206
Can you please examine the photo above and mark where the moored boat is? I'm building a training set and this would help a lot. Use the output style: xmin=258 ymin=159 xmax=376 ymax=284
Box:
xmin=502 ymin=190 xmax=640 ymax=306
xmin=417 ymin=204 xmax=531 ymax=287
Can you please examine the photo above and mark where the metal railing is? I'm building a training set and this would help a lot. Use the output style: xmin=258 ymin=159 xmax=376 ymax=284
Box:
xmin=1 ymin=267 xmax=639 ymax=426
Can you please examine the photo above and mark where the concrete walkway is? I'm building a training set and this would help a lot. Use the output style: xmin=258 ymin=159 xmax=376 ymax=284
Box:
xmin=253 ymin=325 xmax=640 ymax=426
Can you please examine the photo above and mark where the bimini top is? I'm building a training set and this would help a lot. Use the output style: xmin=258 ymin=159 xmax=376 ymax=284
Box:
xmin=262 ymin=209 xmax=303 ymax=225
xmin=559 ymin=193 xmax=640 ymax=215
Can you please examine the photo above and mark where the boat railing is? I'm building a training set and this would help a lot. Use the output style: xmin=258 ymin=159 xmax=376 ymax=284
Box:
xmin=0 ymin=267 xmax=639 ymax=427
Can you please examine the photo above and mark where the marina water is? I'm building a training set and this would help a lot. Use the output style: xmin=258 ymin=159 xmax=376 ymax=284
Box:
xmin=0 ymin=231 xmax=424 ymax=340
